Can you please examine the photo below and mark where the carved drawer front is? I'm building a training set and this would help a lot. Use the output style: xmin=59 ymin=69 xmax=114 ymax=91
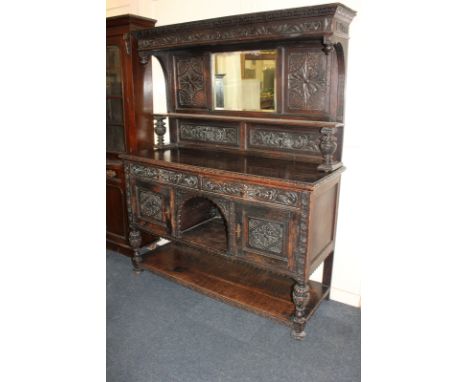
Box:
xmin=235 ymin=205 xmax=298 ymax=271
xmin=201 ymin=176 xmax=299 ymax=208
xmin=132 ymin=179 xmax=172 ymax=236
xmin=129 ymin=163 xmax=199 ymax=190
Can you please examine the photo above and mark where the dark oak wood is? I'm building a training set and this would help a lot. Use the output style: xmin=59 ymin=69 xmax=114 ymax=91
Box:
xmin=141 ymin=242 xmax=329 ymax=326
xmin=118 ymin=3 xmax=355 ymax=340
xmin=106 ymin=15 xmax=157 ymax=255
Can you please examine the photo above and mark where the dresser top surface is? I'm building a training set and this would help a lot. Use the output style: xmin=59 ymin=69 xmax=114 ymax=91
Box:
xmin=121 ymin=148 xmax=343 ymax=188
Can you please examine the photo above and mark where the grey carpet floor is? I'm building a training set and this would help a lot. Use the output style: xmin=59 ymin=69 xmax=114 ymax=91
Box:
xmin=107 ymin=250 xmax=360 ymax=382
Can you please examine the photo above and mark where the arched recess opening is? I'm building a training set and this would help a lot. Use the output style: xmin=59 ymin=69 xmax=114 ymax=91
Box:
xmin=178 ymin=197 xmax=228 ymax=252
xmin=151 ymin=56 xmax=169 ymax=141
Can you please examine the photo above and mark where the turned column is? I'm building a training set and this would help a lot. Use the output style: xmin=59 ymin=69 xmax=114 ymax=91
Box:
xmin=129 ymin=229 xmax=143 ymax=274
xmin=317 ymin=127 xmax=342 ymax=172
xmin=291 ymin=282 xmax=311 ymax=340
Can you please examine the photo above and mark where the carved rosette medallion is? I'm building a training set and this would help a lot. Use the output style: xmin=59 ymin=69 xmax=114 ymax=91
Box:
xmin=180 ymin=123 xmax=239 ymax=146
xmin=248 ymin=218 xmax=284 ymax=254
xmin=176 ymin=57 xmax=206 ymax=107
xmin=137 ymin=189 xmax=163 ymax=221
xmin=287 ymin=51 xmax=328 ymax=111
xmin=249 ymin=128 xmax=321 ymax=154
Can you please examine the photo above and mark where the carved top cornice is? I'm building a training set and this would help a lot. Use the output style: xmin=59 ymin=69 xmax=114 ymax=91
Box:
xmin=134 ymin=3 xmax=356 ymax=51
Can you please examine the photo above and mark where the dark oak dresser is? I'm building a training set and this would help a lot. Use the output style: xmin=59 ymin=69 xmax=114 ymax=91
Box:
xmin=115 ymin=3 xmax=356 ymax=340
xmin=106 ymin=15 xmax=157 ymax=255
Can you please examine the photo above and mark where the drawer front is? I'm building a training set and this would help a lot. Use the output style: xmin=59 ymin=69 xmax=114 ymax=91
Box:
xmin=201 ymin=176 xmax=300 ymax=208
xmin=235 ymin=204 xmax=299 ymax=271
xmin=129 ymin=163 xmax=199 ymax=189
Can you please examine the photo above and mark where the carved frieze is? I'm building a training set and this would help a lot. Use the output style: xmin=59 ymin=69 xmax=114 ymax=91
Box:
xmin=136 ymin=4 xmax=356 ymax=50
xmin=159 ymin=169 xmax=199 ymax=188
xmin=245 ymin=185 xmax=298 ymax=207
xmin=248 ymin=218 xmax=284 ymax=255
xmin=127 ymin=164 xmax=199 ymax=189
xmin=249 ymin=128 xmax=321 ymax=154
xmin=139 ymin=20 xmax=329 ymax=51
xmin=202 ymin=179 xmax=243 ymax=196
xmin=294 ymin=193 xmax=310 ymax=275
xmin=130 ymin=164 xmax=158 ymax=179
xmin=180 ymin=123 xmax=239 ymax=146
xmin=137 ymin=189 xmax=163 ymax=221
xmin=287 ymin=50 xmax=329 ymax=111
xmin=201 ymin=178 xmax=299 ymax=207
xmin=175 ymin=57 xmax=206 ymax=108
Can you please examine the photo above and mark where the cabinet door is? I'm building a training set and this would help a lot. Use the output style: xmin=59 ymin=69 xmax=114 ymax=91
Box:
xmin=131 ymin=179 xmax=172 ymax=236
xmin=106 ymin=183 xmax=127 ymax=241
xmin=106 ymin=44 xmax=126 ymax=153
xmin=235 ymin=204 xmax=298 ymax=272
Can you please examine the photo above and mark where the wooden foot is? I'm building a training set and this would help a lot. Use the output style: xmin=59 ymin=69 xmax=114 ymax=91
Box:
xmin=129 ymin=229 xmax=143 ymax=274
xmin=291 ymin=282 xmax=310 ymax=340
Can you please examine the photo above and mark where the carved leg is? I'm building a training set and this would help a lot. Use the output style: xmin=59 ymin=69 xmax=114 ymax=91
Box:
xmin=291 ymin=282 xmax=310 ymax=340
xmin=322 ymin=251 xmax=334 ymax=300
xmin=129 ymin=229 xmax=143 ymax=274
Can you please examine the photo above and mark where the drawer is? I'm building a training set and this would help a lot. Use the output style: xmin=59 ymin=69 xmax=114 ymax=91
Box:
xmin=128 ymin=163 xmax=199 ymax=189
xmin=201 ymin=176 xmax=300 ymax=208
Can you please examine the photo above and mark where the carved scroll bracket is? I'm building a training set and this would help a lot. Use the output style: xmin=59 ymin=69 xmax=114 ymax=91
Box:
xmin=123 ymin=33 xmax=131 ymax=55
xmin=138 ymin=52 xmax=151 ymax=65
xmin=322 ymin=36 xmax=336 ymax=55
xmin=317 ymin=127 xmax=342 ymax=172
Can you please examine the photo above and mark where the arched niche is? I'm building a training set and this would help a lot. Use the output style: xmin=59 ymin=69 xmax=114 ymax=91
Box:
xmin=178 ymin=196 xmax=228 ymax=253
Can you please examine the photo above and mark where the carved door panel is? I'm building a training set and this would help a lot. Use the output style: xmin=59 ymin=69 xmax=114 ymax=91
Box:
xmin=235 ymin=204 xmax=298 ymax=272
xmin=132 ymin=179 xmax=172 ymax=236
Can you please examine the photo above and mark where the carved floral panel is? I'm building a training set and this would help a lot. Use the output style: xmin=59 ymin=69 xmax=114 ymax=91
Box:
xmin=248 ymin=218 xmax=284 ymax=255
xmin=175 ymin=57 xmax=207 ymax=108
xmin=180 ymin=123 xmax=239 ymax=146
xmin=249 ymin=127 xmax=321 ymax=154
xmin=287 ymin=50 xmax=329 ymax=112
xmin=137 ymin=189 xmax=163 ymax=221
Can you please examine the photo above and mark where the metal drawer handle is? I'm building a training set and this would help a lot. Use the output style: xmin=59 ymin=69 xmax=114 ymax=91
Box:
xmin=106 ymin=170 xmax=117 ymax=178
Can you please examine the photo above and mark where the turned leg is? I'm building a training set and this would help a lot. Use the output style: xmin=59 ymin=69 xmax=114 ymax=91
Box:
xmin=291 ymin=282 xmax=311 ymax=340
xmin=129 ymin=229 xmax=143 ymax=274
xmin=322 ymin=251 xmax=334 ymax=300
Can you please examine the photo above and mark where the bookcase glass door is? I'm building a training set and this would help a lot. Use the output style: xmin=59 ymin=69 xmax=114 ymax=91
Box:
xmin=106 ymin=45 xmax=125 ymax=153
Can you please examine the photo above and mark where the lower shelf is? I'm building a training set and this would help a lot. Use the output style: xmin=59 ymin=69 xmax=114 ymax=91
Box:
xmin=141 ymin=242 xmax=329 ymax=326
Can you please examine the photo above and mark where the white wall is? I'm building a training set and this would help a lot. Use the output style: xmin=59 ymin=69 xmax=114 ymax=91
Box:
xmin=107 ymin=0 xmax=363 ymax=307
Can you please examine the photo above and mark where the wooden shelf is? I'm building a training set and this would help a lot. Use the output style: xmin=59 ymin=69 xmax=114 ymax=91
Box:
xmin=141 ymin=242 xmax=330 ymax=326
xmin=181 ymin=217 xmax=228 ymax=253
xmin=165 ymin=112 xmax=343 ymax=128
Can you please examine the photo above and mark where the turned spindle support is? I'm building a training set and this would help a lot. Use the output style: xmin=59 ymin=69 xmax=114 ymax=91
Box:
xmin=291 ymin=282 xmax=311 ymax=340
xmin=153 ymin=114 xmax=176 ymax=150
xmin=317 ymin=127 xmax=342 ymax=172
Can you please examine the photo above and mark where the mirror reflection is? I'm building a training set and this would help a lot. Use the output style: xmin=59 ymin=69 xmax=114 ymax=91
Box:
xmin=213 ymin=50 xmax=276 ymax=112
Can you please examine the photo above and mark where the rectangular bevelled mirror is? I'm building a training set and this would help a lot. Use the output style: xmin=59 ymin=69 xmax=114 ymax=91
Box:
xmin=212 ymin=50 xmax=277 ymax=112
